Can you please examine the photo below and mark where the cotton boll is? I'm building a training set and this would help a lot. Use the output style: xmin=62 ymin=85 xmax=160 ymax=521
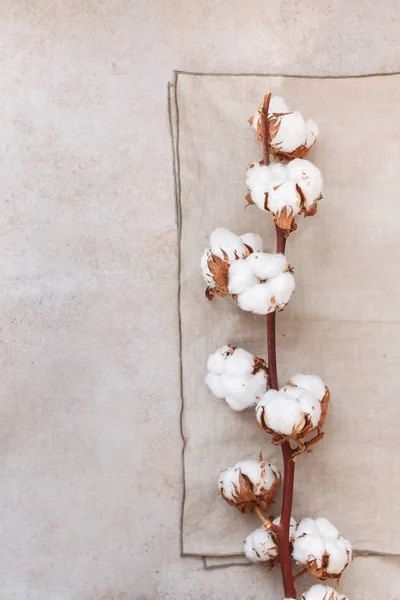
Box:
xmin=209 ymin=228 xmax=248 ymax=260
xmin=240 ymin=232 xmax=263 ymax=252
xmin=271 ymin=112 xmax=307 ymax=153
xmin=267 ymin=180 xmax=301 ymax=216
xmin=269 ymin=96 xmax=289 ymax=114
xmin=228 ymin=259 xmax=259 ymax=294
xmin=205 ymin=373 xmax=227 ymax=399
xmin=207 ymin=346 xmax=267 ymax=411
xmin=267 ymin=271 xmax=295 ymax=308
xmin=305 ymin=119 xmax=319 ymax=148
xmin=207 ymin=345 xmax=232 ymax=375
xmin=286 ymin=159 xmax=323 ymax=209
xmin=294 ymin=518 xmax=352 ymax=579
xmin=246 ymin=162 xmax=300 ymax=217
xmin=218 ymin=460 xmax=280 ymax=513
xmin=292 ymin=534 xmax=325 ymax=567
xmin=314 ymin=517 xmax=339 ymax=539
xmin=246 ymin=252 xmax=288 ymax=280
xmin=237 ymin=282 xmax=274 ymax=315
xmin=289 ymin=374 xmax=326 ymax=402
xmin=224 ymin=347 xmax=255 ymax=377
xmin=244 ymin=527 xmax=278 ymax=563
xmin=261 ymin=393 xmax=303 ymax=435
xmin=325 ymin=538 xmax=348 ymax=574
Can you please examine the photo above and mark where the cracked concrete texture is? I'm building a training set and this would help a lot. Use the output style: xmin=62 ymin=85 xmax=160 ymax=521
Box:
xmin=0 ymin=1 xmax=400 ymax=598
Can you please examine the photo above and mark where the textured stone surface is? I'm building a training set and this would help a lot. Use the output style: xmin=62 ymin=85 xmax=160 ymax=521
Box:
xmin=1 ymin=1 xmax=400 ymax=598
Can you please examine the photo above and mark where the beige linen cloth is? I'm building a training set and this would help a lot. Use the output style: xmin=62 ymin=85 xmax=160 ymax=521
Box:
xmin=171 ymin=73 xmax=400 ymax=562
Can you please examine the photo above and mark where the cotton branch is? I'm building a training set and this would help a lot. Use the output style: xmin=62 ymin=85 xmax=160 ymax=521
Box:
xmin=262 ymin=106 xmax=297 ymax=599
xmin=204 ymin=91 xmax=351 ymax=600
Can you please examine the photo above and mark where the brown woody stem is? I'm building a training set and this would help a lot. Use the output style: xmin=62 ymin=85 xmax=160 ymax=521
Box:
xmin=267 ymin=225 xmax=297 ymax=599
xmin=261 ymin=94 xmax=271 ymax=166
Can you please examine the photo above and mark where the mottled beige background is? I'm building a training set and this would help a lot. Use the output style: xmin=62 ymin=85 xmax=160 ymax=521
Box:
xmin=1 ymin=2 xmax=400 ymax=599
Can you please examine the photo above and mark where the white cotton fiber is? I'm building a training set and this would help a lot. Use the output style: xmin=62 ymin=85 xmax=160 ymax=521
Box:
xmin=267 ymin=271 xmax=296 ymax=308
xmin=228 ymin=259 xmax=259 ymax=294
xmin=237 ymin=282 xmax=274 ymax=315
xmin=246 ymin=252 xmax=288 ymax=280
xmin=289 ymin=374 xmax=326 ymax=402
xmin=286 ymin=159 xmax=323 ymax=209
xmin=206 ymin=346 xmax=267 ymax=411
xmin=271 ymin=111 xmax=307 ymax=153
xmin=207 ymin=345 xmax=231 ymax=375
xmin=240 ymin=232 xmax=263 ymax=252
xmin=244 ymin=527 xmax=278 ymax=563
xmin=209 ymin=228 xmax=248 ymax=261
